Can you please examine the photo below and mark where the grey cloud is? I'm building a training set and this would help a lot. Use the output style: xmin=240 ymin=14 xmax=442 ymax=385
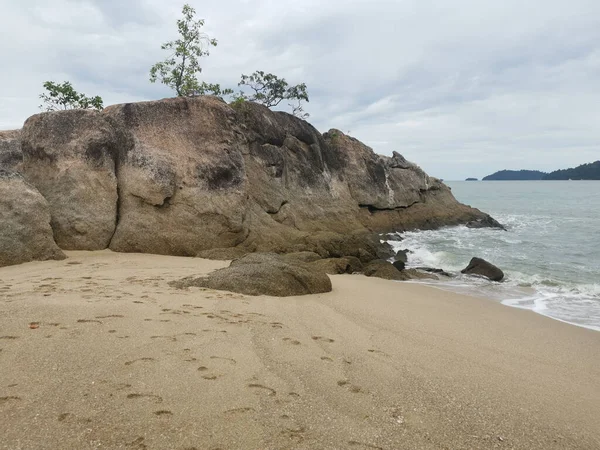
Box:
xmin=1 ymin=0 xmax=599 ymax=179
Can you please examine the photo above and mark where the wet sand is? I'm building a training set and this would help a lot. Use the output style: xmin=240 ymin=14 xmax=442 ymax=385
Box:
xmin=0 ymin=250 xmax=599 ymax=450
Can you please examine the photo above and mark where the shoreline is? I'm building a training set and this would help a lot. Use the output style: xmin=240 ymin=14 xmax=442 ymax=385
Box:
xmin=1 ymin=250 xmax=599 ymax=449
xmin=403 ymin=278 xmax=600 ymax=333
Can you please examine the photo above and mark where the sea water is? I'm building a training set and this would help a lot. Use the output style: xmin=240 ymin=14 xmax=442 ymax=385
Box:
xmin=386 ymin=181 xmax=600 ymax=331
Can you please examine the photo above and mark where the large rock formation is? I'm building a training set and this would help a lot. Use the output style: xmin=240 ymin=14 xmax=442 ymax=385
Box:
xmin=19 ymin=110 xmax=125 ymax=250
xmin=0 ymin=96 xmax=501 ymax=268
xmin=0 ymin=170 xmax=65 ymax=267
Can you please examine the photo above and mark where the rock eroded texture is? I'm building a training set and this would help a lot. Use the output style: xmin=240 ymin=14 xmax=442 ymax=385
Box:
xmin=20 ymin=110 xmax=125 ymax=250
xmin=0 ymin=170 xmax=65 ymax=267
xmin=1 ymin=96 xmax=496 ymax=266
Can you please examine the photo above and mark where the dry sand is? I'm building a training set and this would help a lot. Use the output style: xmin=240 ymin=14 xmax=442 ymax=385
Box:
xmin=0 ymin=250 xmax=598 ymax=450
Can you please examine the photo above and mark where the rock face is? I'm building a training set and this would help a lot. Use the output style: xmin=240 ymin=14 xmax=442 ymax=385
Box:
xmin=0 ymin=170 xmax=65 ymax=267
xmin=104 ymin=98 xmax=248 ymax=255
xmin=1 ymin=96 xmax=502 ymax=268
xmin=171 ymin=253 xmax=332 ymax=296
xmin=0 ymin=130 xmax=22 ymax=172
xmin=20 ymin=110 xmax=126 ymax=250
xmin=461 ymin=257 xmax=504 ymax=281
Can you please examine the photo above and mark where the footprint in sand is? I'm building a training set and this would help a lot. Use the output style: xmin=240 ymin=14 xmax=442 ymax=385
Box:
xmin=348 ymin=441 xmax=383 ymax=449
xmin=283 ymin=337 xmax=301 ymax=345
xmin=248 ymin=384 xmax=276 ymax=396
xmin=367 ymin=349 xmax=390 ymax=357
xmin=57 ymin=413 xmax=92 ymax=424
xmin=312 ymin=336 xmax=335 ymax=343
xmin=337 ymin=380 xmax=362 ymax=394
xmin=210 ymin=356 xmax=236 ymax=365
xmin=126 ymin=393 xmax=163 ymax=403
xmin=154 ymin=410 xmax=173 ymax=417
xmin=320 ymin=356 xmax=334 ymax=362
xmin=0 ymin=396 xmax=21 ymax=405
xmin=126 ymin=436 xmax=147 ymax=449
xmin=224 ymin=407 xmax=255 ymax=415
xmin=77 ymin=319 xmax=103 ymax=324
xmin=124 ymin=357 xmax=155 ymax=366
xmin=95 ymin=315 xmax=124 ymax=319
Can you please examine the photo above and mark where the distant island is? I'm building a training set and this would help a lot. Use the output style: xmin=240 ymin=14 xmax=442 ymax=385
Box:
xmin=543 ymin=161 xmax=600 ymax=180
xmin=465 ymin=178 xmax=478 ymax=181
xmin=483 ymin=161 xmax=600 ymax=181
xmin=483 ymin=170 xmax=546 ymax=181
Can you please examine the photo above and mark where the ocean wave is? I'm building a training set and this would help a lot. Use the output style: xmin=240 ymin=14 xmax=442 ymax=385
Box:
xmin=385 ymin=221 xmax=600 ymax=332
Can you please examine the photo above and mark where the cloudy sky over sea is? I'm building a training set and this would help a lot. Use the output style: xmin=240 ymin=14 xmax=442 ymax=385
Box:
xmin=1 ymin=0 xmax=599 ymax=179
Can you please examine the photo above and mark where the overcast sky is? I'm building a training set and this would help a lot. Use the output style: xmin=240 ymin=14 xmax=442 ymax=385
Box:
xmin=1 ymin=0 xmax=599 ymax=180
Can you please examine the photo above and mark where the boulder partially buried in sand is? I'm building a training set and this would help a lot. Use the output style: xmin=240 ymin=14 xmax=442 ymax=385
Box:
xmin=363 ymin=260 xmax=438 ymax=281
xmin=461 ymin=257 xmax=504 ymax=281
xmin=0 ymin=170 xmax=65 ymax=267
xmin=170 ymin=253 xmax=332 ymax=297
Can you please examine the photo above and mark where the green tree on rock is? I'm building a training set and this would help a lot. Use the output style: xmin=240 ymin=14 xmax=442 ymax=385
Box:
xmin=150 ymin=4 xmax=229 ymax=97
xmin=235 ymin=71 xmax=310 ymax=118
xmin=39 ymin=81 xmax=104 ymax=111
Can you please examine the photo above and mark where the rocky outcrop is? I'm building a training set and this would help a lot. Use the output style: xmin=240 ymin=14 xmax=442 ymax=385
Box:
xmin=0 ymin=130 xmax=22 ymax=172
xmin=104 ymin=98 xmax=249 ymax=255
xmin=309 ymin=257 xmax=363 ymax=275
xmin=461 ymin=257 xmax=504 ymax=281
xmin=466 ymin=215 xmax=507 ymax=230
xmin=1 ymin=96 xmax=501 ymax=268
xmin=0 ymin=171 xmax=65 ymax=267
xmin=363 ymin=260 xmax=437 ymax=281
xmin=170 ymin=253 xmax=332 ymax=296
xmin=19 ymin=110 xmax=126 ymax=250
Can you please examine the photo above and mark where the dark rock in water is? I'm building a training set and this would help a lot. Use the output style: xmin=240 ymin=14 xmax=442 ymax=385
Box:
xmin=465 ymin=178 xmax=478 ymax=181
xmin=384 ymin=233 xmax=403 ymax=242
xmin=392 ymin=260 xmax=406 ymax=271
xmin=394 ymin=249 xmax=408 ymax=264
xmin=170 ymin=253 xmax=332 ymax=297
xmin=461 ymin=257 xmax=504 ymax=282
xmin=309 ymin=257 xmax=363 ymax=275
xmin=416 ymin=267 xmax=453 ymax=277
xmin=466 ymin=214 xmax=507 ymax=231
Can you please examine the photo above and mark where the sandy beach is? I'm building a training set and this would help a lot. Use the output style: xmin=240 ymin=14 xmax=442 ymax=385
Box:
xmin=1 ymin=250 xmax=599 ymax=450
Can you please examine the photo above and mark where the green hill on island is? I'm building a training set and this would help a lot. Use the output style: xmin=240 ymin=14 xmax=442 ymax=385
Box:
xmin=483 ymin=161 xmax=600 ymax=181
xmin=483 ymin=170 xmax=546 ymax=181
xmin=543 ymin=161 xmax=600 ymax=180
